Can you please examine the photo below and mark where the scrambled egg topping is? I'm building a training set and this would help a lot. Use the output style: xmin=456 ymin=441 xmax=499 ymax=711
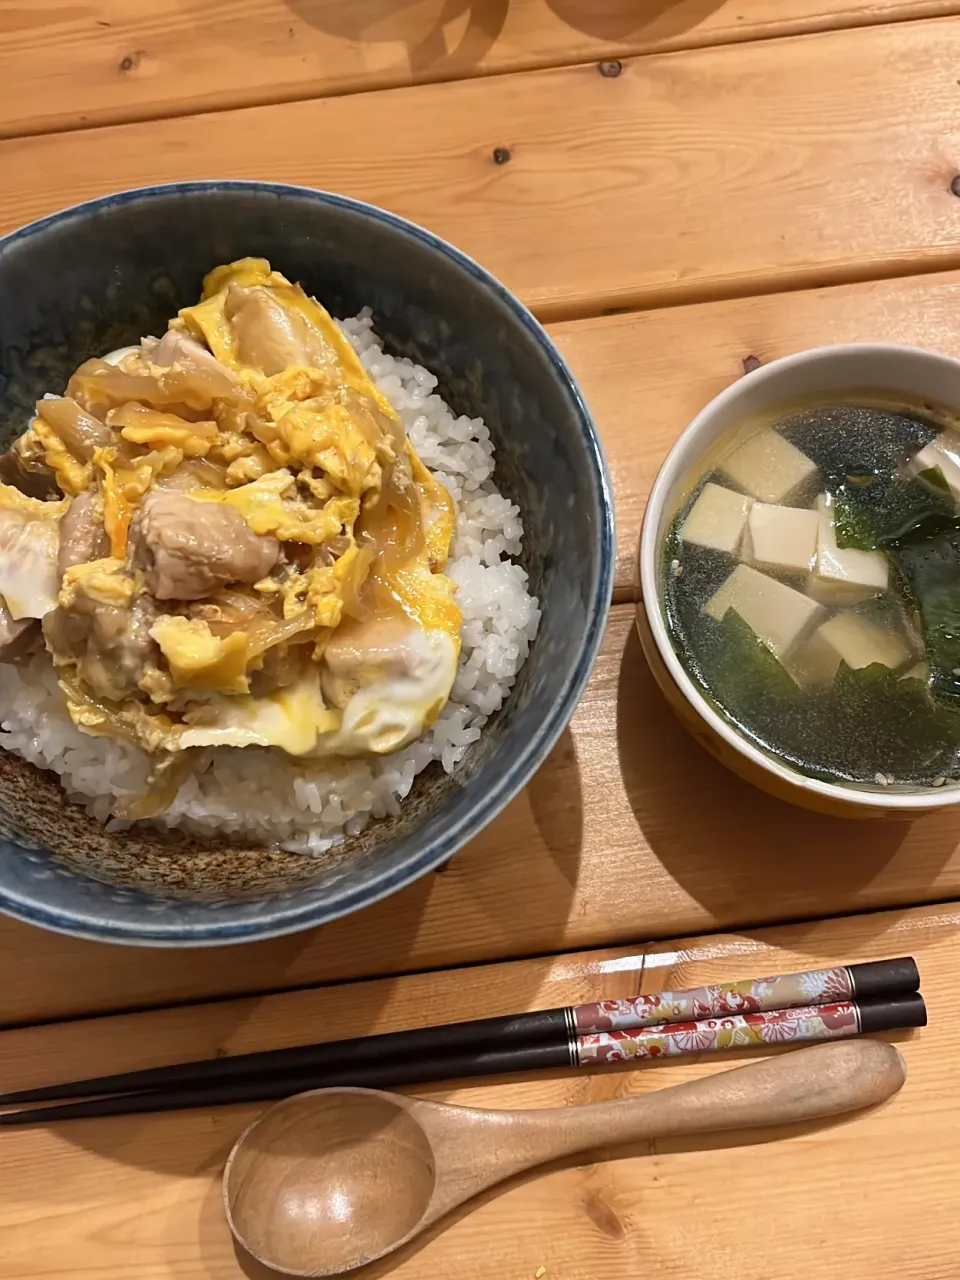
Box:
xmin=9 ymin=259 xmax=462 ymax=780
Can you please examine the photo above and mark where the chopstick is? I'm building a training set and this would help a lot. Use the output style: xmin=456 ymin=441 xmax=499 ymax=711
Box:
xmin=0 ymin=956 xmax=918 ymax=1108
xmin=0 ymin=993 xmax=926 ymax=1127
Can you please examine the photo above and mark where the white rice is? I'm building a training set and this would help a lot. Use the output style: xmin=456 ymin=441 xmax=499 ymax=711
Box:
xmin=0 ymin=312 xmax=540 ymax=853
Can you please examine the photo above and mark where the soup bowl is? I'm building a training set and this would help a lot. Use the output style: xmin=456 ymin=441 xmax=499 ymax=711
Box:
xmin=0 ymin=181 xmax=614 ymax=943
xmin=639 ymin=342 xmax=960 ymax=819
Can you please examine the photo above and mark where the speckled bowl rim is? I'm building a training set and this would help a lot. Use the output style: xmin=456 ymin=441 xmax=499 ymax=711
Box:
xmin=0 ymin=180 xmax=616 ymax=944
xmin=640 ymin=340 xmax=960 ymax=814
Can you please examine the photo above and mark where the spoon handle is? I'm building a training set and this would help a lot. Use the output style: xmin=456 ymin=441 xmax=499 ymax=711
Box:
xmin=496 ymin=1040 xmax=905 ymax=1170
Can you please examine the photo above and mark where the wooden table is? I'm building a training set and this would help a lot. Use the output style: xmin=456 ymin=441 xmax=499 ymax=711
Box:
xmin=4 ymin=3 xmax=960 ymax=1276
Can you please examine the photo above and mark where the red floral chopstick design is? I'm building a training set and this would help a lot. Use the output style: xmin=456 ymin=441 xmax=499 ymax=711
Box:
xmin=576 ymin=1002 xmax=860 ymax=1065
xmin=573 ymin=965 xmax=855 ymax=1034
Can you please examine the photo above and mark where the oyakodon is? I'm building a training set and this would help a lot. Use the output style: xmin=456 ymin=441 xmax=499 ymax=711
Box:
xmin=0 ymin=259 xmax=539 ymax=849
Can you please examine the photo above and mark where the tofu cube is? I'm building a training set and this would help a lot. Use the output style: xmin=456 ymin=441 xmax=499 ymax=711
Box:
xmin=705 ymin=564 xmax=823 ymax=658
xmin=807 ymin=493 xmax=888 ymax=605
xmin=793 ymin=612 xmax=911 ymax=685
xmin=743 ymin=503 xmax=819 ymax=574
xmin=911 ymin=432 xmax=960 ymax=503
xmin=720 ymin=430 xmax=818 ymax=503
xmin=680 ymin=483 xmax=753 ymax=554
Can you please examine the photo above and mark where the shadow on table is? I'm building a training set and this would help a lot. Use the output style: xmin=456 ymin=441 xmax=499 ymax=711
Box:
xmin=421 ymin=721 xmax=585 ymax=940
xmin=282 ymin=0 xmax=729 ymax=83
xmin=541 ymin=0 xmax=725 ymax=44
xmin=284 ymin=0 xmax=510 ymax=78
xmin=615 ymin=624 xmax=960 ymax=951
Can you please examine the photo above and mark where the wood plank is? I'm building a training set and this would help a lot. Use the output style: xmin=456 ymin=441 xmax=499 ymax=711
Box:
xmin=0 ymin=903 xmax=953 ymax=1280
xmin=4 ymin=20 xmax=960 ymax=320
xmin=8 ymin=581 xmax=960 ymax=1025
xmin=554 ymin=266 xmax=960 ymax=591
xmin=4 ymin=1 xmax=958 ymax=139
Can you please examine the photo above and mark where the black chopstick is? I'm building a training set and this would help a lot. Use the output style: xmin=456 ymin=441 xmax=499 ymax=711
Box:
xmin=0 ymin=992 xmax=926 ymax=1127
xmin=0 ymin=956 xmax=918 ymax=1107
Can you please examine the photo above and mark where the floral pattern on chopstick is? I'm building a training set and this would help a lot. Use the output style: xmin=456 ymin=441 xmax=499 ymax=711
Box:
xmin=573 ymin=966 xmax=853 ymax=1034
xmin=576 ymin=1002 xmax=859 ymax=1064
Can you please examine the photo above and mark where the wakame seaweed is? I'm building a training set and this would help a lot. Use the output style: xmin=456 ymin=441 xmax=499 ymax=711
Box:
xmin=778 ymin=405 xmax=954 ymax=551
xmin=777 ymin=405 xmax=938 ymax=485
xmin=832 ymin=467 xmax=955 ymax=551
xmin=701 ymin=612 xmax=804 ymax=722
xmin=894 ymin=527 xmax=960 ymax=705
xmin=826 ymin=664 xmax=960 ymax=782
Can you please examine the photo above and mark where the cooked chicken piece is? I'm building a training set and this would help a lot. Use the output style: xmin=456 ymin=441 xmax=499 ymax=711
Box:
xmin=43 ymin=560 xmax=158 ymax=702
xmin=180 ymin=261 xmax=418 ymax=507
xmin=142 ymin=330 xmax=242 ymax=399
xmin=0 ymin=597 xmax=39 ymax=665
xmin=322 ymin=616 xmax=435 ymax=706
xmin=223 ymin=284 xmax=330 ymax=376
xmin=130 ymin=490 xmax=280 ymax=600
xmin=58 ymin=489 xmax=109 ymax=579
xmin=183 ymin=259 xmax=373 ymax=384
xmin=320 ymin=615 xmax=459 ymax=754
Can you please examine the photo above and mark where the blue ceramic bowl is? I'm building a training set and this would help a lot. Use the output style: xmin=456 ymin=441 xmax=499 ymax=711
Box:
xmin=0 ymin=182 xmax=614 ymax=945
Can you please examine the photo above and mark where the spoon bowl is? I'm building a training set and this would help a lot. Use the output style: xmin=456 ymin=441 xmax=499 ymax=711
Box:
xmin=223 ymin=1039 xmax=906 ymax=1277
xmin=225 ymin=1090 xmax=438 ymax=1274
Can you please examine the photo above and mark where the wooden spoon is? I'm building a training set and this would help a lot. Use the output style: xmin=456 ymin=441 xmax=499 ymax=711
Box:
xmin=223 ymin=1038 xmax=904 ymax=1277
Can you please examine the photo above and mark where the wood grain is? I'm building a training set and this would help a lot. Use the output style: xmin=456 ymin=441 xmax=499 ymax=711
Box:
xmin=3 ymin=0 xmax=959 ymax=138
xmin=4 ymin=20 xmax=960 ymax=320
xmin=0 ymin=902 xmax=952 ymax=1280
xmin=8 ymin=592 xmax=960 ymax=1025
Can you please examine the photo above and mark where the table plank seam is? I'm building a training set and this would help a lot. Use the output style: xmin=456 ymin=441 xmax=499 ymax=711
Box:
xmin=545 ymin=243 xmax=960 ymax=328
xmin=0 ymin=941 xmax=647 ymax=1033
xmin=8 ymin=892 xmax=957 ymax=1035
